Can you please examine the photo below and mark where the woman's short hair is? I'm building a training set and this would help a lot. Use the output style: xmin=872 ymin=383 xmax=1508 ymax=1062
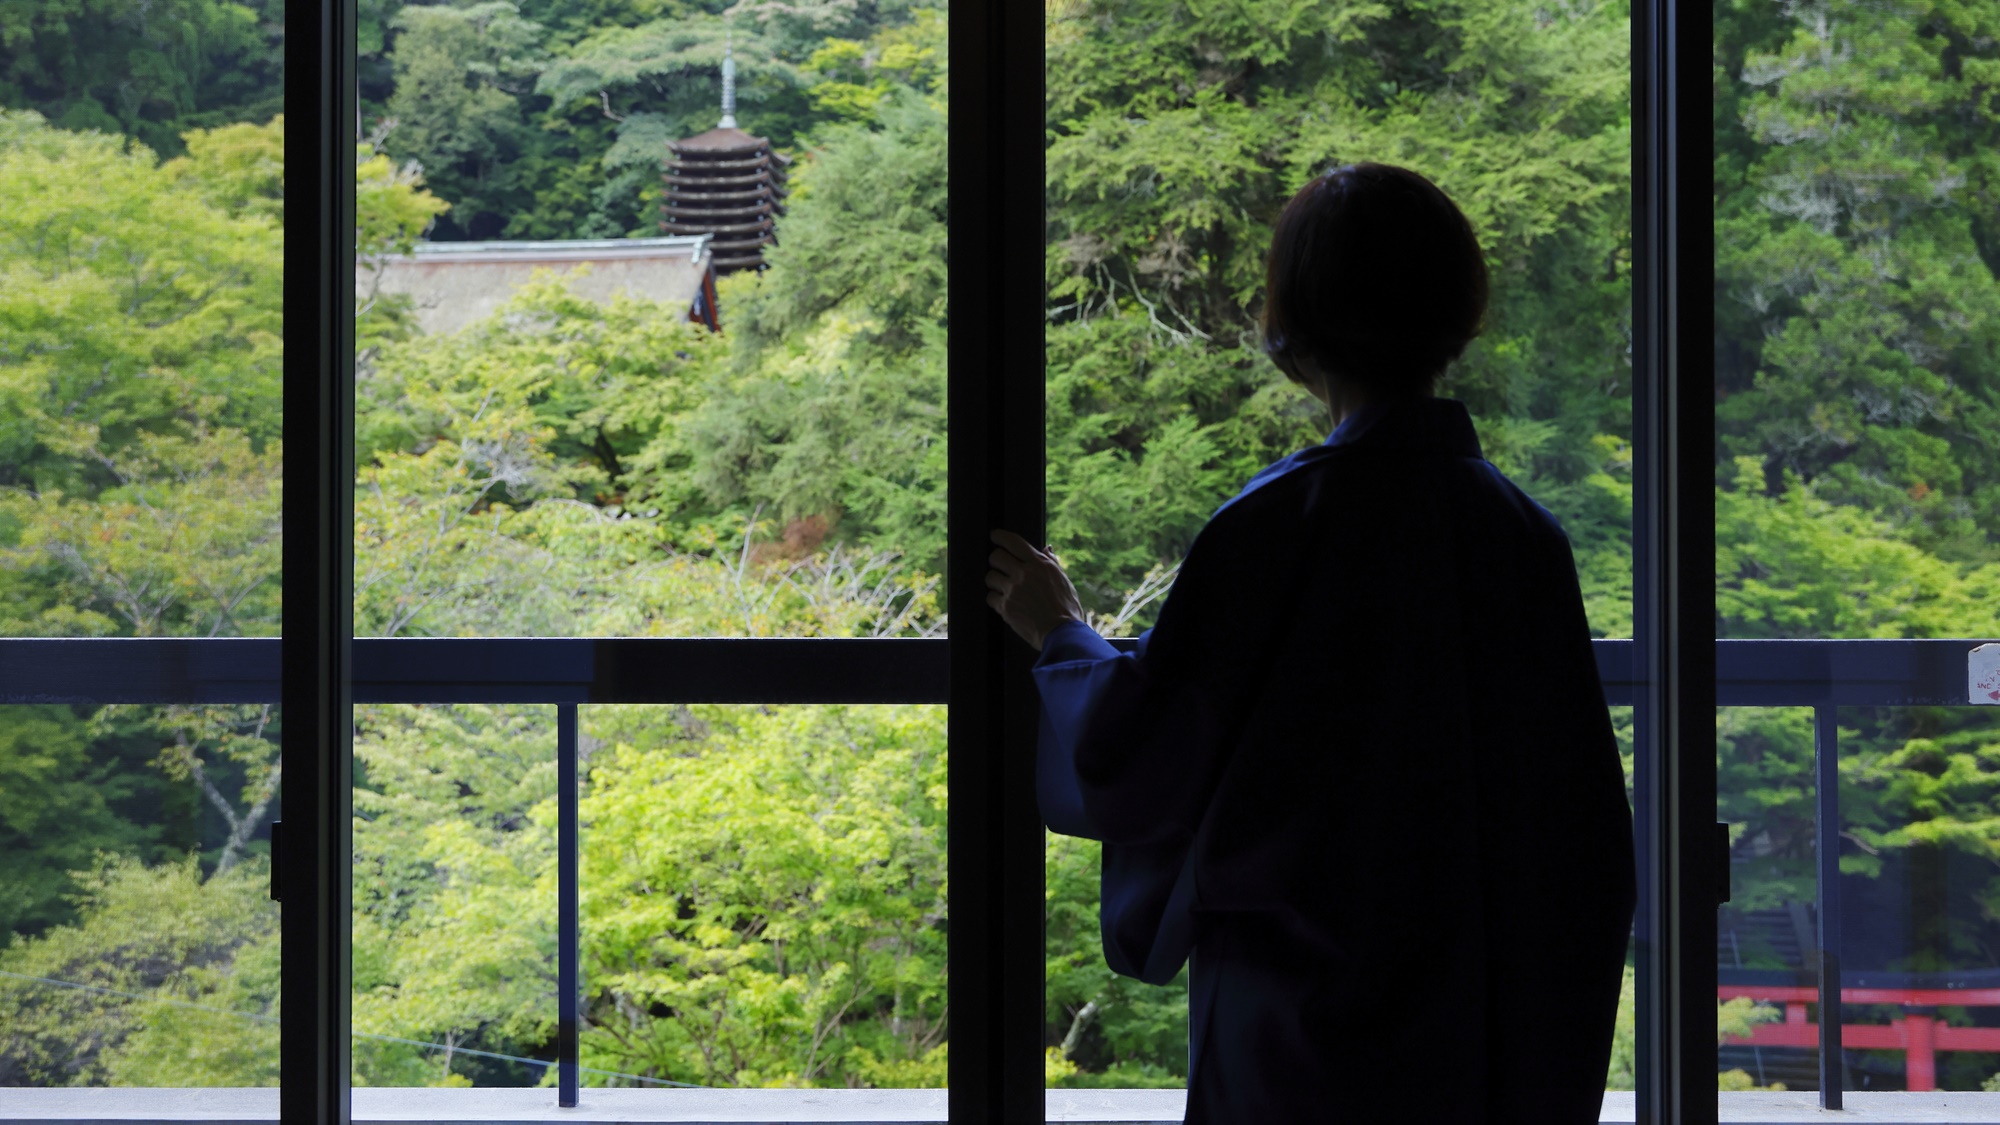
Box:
xmin=1261 ymin=163 xmax=1488 ymax=397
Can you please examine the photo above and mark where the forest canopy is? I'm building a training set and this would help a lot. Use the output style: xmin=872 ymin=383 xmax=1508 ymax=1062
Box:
xmin=5 ymin=0 xmax=2000 ymax=1095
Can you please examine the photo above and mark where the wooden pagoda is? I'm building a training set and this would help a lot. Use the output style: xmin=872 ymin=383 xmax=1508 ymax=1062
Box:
xmin=661 ymin=41 xmax=789 ymax=273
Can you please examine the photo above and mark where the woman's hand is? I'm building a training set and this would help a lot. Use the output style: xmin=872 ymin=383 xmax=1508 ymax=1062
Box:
xmin=986 ymin=530 xmax=1085 ymax=651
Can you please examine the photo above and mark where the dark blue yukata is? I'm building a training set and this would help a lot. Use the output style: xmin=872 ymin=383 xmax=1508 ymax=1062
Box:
xmin=1035 ymin=397 xmax=1635 ymax=1123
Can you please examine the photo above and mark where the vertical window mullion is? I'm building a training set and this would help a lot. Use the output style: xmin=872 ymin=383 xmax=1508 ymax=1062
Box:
xmin=280 ymin=0 xmax=357 ymax=1118
xmin=946 ymin=0 xmax=1047 ymax=1119
xmin=1633 ymin=0 xmax=1718 ymax=1118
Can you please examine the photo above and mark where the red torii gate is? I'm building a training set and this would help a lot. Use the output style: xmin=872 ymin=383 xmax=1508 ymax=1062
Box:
xmin=1719 ymin=983 xmax=2000 ymax=1091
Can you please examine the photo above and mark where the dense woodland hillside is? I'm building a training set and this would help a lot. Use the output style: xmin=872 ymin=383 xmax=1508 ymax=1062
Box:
xmin=5 ymin=0 xmax=2000 ymax=1093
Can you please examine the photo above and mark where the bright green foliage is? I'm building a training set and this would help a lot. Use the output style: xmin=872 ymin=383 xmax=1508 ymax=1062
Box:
xmin=1045 ymin=832 xmax=1188 ymax=1087
xmin=173 ymin=119 xmax=285 ymax=220
xmin=0 ymin=110 xmax=285 ymax=637
xmin=352 ymin=274 xmax=942 ymax=640
xmin=1719 ymin=460 xmax=2000 ymax=642
xmin=580 ymin=705 xmax=947 ymax=1087
xmin=351 ymin=705 xmax=559 ymax=1084
xmin=0 ymin=111 xmax=282 ymax=501
xmin=11 ymin=0 xmax=2000 ymax=1097
xmin=0 ymin=856 xmax=280 ymax=1085
xmin=15 ymin=426 xmax=282 ymax=639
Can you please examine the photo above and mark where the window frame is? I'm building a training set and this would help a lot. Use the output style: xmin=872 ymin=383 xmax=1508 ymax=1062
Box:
xmin=1630 ymin=0 xmax=1720 ymax=1118
xmin=0 ymin=0 xmax=1732 ymax=1119
xmin=279 ymin=0 xmax=355 ymax=1114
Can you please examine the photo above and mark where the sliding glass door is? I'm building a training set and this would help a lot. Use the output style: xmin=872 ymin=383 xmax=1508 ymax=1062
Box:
xmin=6 ymin=0 xmax=1894 ymax=1120
xmin=1711 ymin=0 xmax=2000 ymax=1107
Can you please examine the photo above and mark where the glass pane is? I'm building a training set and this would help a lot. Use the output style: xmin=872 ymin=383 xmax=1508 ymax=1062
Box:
xmin=1715 ymin=0 xmax=2000 ymax=1101
xmin=0 ymin=705 xmax=283 ymax=1087
xmin=578 ymin=704 xmax=947 ymax=1089
xmin=348 ymin=702 xmax=948 ymax=1095
xmin=1836 ymin=706 xmax=2000 ymax=1093
xmin=1715 ymin=706 xmax=1819 ymax=1090
xmin=351 ymin=704 xmax=556 ymax=1087
xmin=0 ymin=1 xmax=285 ymax=1102
xmin=1044 ymin=0 xmax=1635 ymax=1098
xmin=352 ymin=3 xmax=947 ymax=640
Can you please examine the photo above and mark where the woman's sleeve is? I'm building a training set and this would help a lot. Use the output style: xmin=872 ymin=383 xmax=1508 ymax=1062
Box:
xmin=1033 ymin=501 xmax=1298 ymax=847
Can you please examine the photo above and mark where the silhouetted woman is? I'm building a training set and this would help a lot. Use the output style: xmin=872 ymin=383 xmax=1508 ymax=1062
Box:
xmin=987 ymin=163 xmax=1634 ymax=1123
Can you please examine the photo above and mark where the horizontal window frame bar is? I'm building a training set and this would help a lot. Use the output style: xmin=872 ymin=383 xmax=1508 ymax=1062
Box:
xmin=0 ymin=637 xmax=1994 ymax=708
xmin=1718 ymin=965 xmax=2000 ymax=991
xmin=0 ymin=638 xmax=948 ymax=705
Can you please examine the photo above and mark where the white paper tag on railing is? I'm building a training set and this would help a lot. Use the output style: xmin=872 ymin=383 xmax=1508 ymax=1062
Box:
xmin=1973 ymin=643 xmax=2000 ymax=705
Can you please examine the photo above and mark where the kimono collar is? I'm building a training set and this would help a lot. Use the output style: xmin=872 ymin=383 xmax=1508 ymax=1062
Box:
xmin=1324 ymin=396 xmax=1483 ymax=458
xmin=1216 ymin=397 xmax=1484 ymax=515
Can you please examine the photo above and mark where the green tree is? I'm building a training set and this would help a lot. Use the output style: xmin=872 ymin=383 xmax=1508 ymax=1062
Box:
xmin=351 ymin=705 xmax=558 ymax=1085
xmin=382 ymin=1 xmax=548 ymax=241
xmin=0 ymin=856 xmax=279 ymax=1086
xmin=579 ymin=704 xmax=947 ymax=1087
xmin=534 ymin=18 xmax=811 ymax=238
xmin=682 ymin=88 xmax=949 ymax=569
xmin=0 ymin=0 xmax=283 ymax=159
xmin=1716 ymin=0 xmax=2000 ymax=562
xmin=0 ymin=708 xmax=146 ymax=943
xmin=0 ymin=110 xmax=439 ymax=949
xmin=354 ymin=273 xmax=942 ymax=639
xmin=1040 ymin=0 xmax=1633 ymax=619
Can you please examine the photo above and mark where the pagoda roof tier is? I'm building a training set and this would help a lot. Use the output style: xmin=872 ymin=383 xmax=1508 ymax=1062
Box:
xmin=666 ymin=186 xmax=783 ymax=203
xmin=658 ymin=221 xmax=771 ymax=245
xmin=669 ymin=126 xmax=772 ymax=154
xmin=662 ymin=218 xmax=774 ymax=237
xmin=659 ymin=171 xmax=784 ymax=191
xmin=666 ymin=190 xmax=782 ymax=205
xmin=665 ymin=216 xmax=780 ymax=230
xmin=666 ymin=202 xmax=784 ymax=219
xmin=670 ymin=170 xmax=787 ymax=186
xmin=668 ymin=155 xmax=791 ymax=175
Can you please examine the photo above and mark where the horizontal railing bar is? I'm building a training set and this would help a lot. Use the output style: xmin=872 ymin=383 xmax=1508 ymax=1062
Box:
xmin=1720 ymin=966 xmax=2000 ymax=990
xmin=352 ymin=638 xmax=949 ymax=704
xmin=0 ymin=637 xmax=280 ymax=705
xmin=0 ymin=638 xmax=949 ymax=705
xmin=1708 ymin=638 xmax=1995 ymax=708
xmin=1113 ymin=637 xmax=1995 ymax=708
xmin=0 ymin=637 xmax=1994 ymax=708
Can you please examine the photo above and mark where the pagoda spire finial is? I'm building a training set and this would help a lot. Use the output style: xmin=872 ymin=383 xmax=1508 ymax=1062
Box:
xmin=718 ymin=31 xmax=737 ymax=129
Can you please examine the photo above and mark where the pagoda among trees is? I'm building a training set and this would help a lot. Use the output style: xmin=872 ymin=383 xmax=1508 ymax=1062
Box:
xmin=661 ymin=41 xmax=789 ymax=273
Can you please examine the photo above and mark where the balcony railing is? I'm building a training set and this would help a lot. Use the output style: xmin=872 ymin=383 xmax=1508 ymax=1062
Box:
xmin=3 ymin=635 xmax=1997 ymax=1107
xmin=5 ymin=1084 xmax=2000 ymax=1122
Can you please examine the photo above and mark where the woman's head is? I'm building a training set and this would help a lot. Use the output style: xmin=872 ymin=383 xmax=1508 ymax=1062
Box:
xmin=1261 ymin=163 xmax=1488 ymax=400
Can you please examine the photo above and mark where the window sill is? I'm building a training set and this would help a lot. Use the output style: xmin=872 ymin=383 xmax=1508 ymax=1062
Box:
xmin=6 ymin=1089 xmax=2000 ymax=1123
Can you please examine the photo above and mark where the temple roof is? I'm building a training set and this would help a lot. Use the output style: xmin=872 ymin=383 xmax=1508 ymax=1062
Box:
xmin=361 ymin=236 xmax=715 ymax=335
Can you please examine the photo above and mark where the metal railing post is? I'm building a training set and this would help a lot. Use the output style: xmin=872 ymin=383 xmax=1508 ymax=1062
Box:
xmin=558 ymin=703 xmax=580 ymax=1107
xmin=1815 ymin=704 xmax=1843 ymax=1108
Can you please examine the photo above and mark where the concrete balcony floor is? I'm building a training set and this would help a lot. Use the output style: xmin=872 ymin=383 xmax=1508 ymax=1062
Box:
xmin=6 ymin=1089 xmax=2000 ymax=1123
